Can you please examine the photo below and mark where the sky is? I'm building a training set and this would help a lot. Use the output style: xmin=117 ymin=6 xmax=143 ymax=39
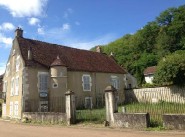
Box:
xmin=0 ymin=0 xmax=185 ymax=75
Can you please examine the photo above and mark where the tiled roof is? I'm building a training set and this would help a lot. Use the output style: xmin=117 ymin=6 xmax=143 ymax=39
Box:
xmin=0 ymin=74 xmax=3 ymax=92
xmin=144 ymin=66 xmax=157 ymax=75
xmin=51 ymin=55 xmax=66 ymax=67
xmin=18 ymin=37 xmax=126 ymax=74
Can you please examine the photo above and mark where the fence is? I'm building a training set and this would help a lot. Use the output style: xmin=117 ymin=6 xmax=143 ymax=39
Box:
xmin=122 ymin=101 xmax=185 ymax=125
xmin=24 ymin=97 xmax=65 ymax=113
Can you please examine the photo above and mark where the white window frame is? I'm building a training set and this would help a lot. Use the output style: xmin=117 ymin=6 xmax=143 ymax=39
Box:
xmin=38 ymin=72 xmax=49 ymax=93
xmin=3 ymin=81 xmax=7 ymax=93
xmin=82 ymin=74 xmax=92 ymax=91
xmin=10 ymin=77 xmax=14 ymax=96
xmin=110 ymin=76 xmax=120 ymax=90
xmin=6 ymin=63 xmax=10 ymax=76
xmin=14 ymin=76 xmax=19 ymax=95
xmin=85 ymin=97 xmax=93 ymax=109
xmin=16 ymin=55 xmax=20 ymax=72
xmin=10 ymin=102 xmax=13 ymax=116
xmin=14 ymin=101 xmax=19 ymax=116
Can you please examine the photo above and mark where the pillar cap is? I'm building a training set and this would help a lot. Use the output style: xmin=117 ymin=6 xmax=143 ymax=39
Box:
xmin=65 ymin=89 xmax=74 ymax=95
xmin=104 ymin=85 xmax=116 ymax=92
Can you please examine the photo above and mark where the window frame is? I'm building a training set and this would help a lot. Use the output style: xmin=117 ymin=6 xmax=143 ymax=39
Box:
xmin=14 ymin=76 xmax=19 ymax=95
xmin=82 ymin=74 xmax=92 ymax=91
xmin=10 ymin=102 xmax=13 ymax=116
xmin=38 ymin=72 xmax=49 ymax=93
xmin=10 ymin=77 xmax=14 ymax=96
xmin=14 ymin=101 xmax=19 ymax=116
xmin=16 ymin=55 xmax=20 ymax=72
xmin=110 ymin=76 xmax=120 ymax=90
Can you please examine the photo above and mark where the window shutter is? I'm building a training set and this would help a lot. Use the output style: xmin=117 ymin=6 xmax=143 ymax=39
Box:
xmin=39 ymin=73 xmax=48 ymax=93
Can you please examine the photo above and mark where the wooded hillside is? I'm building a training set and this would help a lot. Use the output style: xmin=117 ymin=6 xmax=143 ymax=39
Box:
xmin=92 ymin=5 xmax=185 ymax=86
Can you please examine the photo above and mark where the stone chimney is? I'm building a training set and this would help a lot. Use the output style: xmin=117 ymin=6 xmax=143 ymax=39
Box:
xmin=28 ymin=47 xmax=32 ymax=60
xmin=96 ymin=46 xmax=102 ymax=53
xmin=15 ymin=27 xmax=23 ymax=37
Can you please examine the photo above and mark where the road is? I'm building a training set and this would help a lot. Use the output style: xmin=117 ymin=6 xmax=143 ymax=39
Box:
xmin=0 ymin=120 xmax=185 ymax=137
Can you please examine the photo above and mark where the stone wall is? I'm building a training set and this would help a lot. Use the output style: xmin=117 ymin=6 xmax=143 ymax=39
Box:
xmin=23 ymin=112 xmax=67 ymax=124
xmin=125 ymin=86 xmax=185 ymax=103
xmin=113 ymin=113 xmax=150 ymax=128
xmin=163 ymin=114 xmax=185 ymax=130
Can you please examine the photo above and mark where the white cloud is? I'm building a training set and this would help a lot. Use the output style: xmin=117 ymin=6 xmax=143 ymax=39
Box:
xmin=66 ymin=34 xmax=117 ymax=50
xmin=62 ymin=23 xmax=70 ymax=30
xmin=0 ymin=0 xmax=48 ymax=17
xmin=0 ymin=62 xmax=6 ymax=75
xmin=37 ymin=26 xmax=45 ymax=35
xmin=28 ymin=17 xmax=40 ymax=26
xmin=0 ymin=33 xmax=13 ymax=48
xmin=0 ymin=22 xmax=15 ymax=31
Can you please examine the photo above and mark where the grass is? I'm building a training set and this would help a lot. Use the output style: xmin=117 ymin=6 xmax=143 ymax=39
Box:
xmin=120 ymin=102 xmax=185 ymax=126
xmin=76 ymin=108 xmax=106 ymax=124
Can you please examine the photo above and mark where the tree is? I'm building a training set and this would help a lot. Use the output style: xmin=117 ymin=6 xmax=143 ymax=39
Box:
xmin=153 ymin=50 xmax=185 ymax=86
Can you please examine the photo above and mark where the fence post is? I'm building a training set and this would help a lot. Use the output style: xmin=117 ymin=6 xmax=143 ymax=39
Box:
xmin=65 ymin=90 xmax=76 ymax=125
xmin=104 ymin=85 xmax=117 ymax=126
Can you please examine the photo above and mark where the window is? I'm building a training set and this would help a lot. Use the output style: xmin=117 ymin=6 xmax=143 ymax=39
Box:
xmin=10 ymin=102 xmax=13 ymax=116
xmin=10 ymin=78 xmax=14 ymax=96
xmin=3 ymin=81 xmax=7 ymax=93
xmin=14 ymin=101 xmax=19 ymax=116
xmin=16 ymin=55 xmax=20 ymax=72
xmin=6 ymin=63 xmax=10 ymax=76
xmin=38 ymin=72 xmax=48 ymax=93
xmin=110 ymin=76 xmax=119 ymax=89
xmin=12 ymin=49 xmax=15 ymax=56
xmin=85 ymin=97 xmax=92 ymax=109
xmin=82 ymin=75 xmax=92 ymax=91
xmin=40 ymin=101 xmax=48 ymax=112
xmin=52 ymin=83 xmax=58 ymax=88
xmin=14 ymin=77 xmax=19 ymax=95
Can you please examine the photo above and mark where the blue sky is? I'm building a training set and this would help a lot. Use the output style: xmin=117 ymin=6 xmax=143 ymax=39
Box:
xmin=0 ymin=0 xmax=185 ymax=74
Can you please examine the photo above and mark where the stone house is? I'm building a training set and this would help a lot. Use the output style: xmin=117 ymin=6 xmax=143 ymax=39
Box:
xmin=2 ymin=28 xmax=126 ymax=119
xmin=143 ymin=66 xmax=157 ymax=84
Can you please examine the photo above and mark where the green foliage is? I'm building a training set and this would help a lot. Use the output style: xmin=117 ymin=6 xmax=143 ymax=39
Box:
xmin=91 ymin=5 xmax=185 ymax=86
xmin=153 ymin=50 xmax=185 ymax=86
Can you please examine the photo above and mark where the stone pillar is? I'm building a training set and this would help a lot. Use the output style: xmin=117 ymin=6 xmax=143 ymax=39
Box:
xmin=65 ymin=90 xmax=76 ymax=125
xmin=104 ymin=85 xmax=118 ymax=126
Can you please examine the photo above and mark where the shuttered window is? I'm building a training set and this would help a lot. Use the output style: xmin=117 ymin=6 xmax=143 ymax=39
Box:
xmin=38 ymin=72 xmax=48 ymax=93
xmin=82 ymin=75 xmax=92 ymax=91
xmin=14 ymin=101 xmax=19 ymax=116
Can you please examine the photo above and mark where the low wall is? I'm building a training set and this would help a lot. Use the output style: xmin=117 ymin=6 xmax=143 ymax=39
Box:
xmin=113 ymin=113 xmax=150 ymax=129
xmin=163 ymin=114 xmax=185 ymax=130
xmin=23 ymin=112 xmax=67 ymax=124
xmin=125 ymin=86 xmax=185 ymax=103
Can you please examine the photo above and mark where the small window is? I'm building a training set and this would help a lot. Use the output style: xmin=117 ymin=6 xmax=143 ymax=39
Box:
xmin=6 ymin=63 xmax=10 ymax=76
xmin=52 ymin=83 xmax=58 ymax=88
xmin=85 ymin=97 xmax=92 ymax=109
xmin=3 ymin=81 xmax=7 ymax=93
xmin=14 ymin=101 xmax=19 ymax=116
xmin=110 ymin=76 xmax=119 ymax=90
xmin=12 ymin=49 xmax=15 ymax=56
xmin=82 ymin=75 xmax=92 ymax=91
xmin=14 ymin=77 xmax=19 ymax=95
xmin=10 ymin=78 xmax=15 ymax=96
xmin=40 ymin=101 xmax=48 ymax=112
xmin=16 ymin=56 xmax=20 ymax=72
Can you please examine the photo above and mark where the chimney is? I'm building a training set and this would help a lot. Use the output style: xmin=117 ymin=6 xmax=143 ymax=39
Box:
xmin=15 ymin=27 xmax=23 ymax=37
xmin=28 ymin=47 xmax=32 ymax=60
xmin=96 ymin=46 xmax=102 ymax=53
